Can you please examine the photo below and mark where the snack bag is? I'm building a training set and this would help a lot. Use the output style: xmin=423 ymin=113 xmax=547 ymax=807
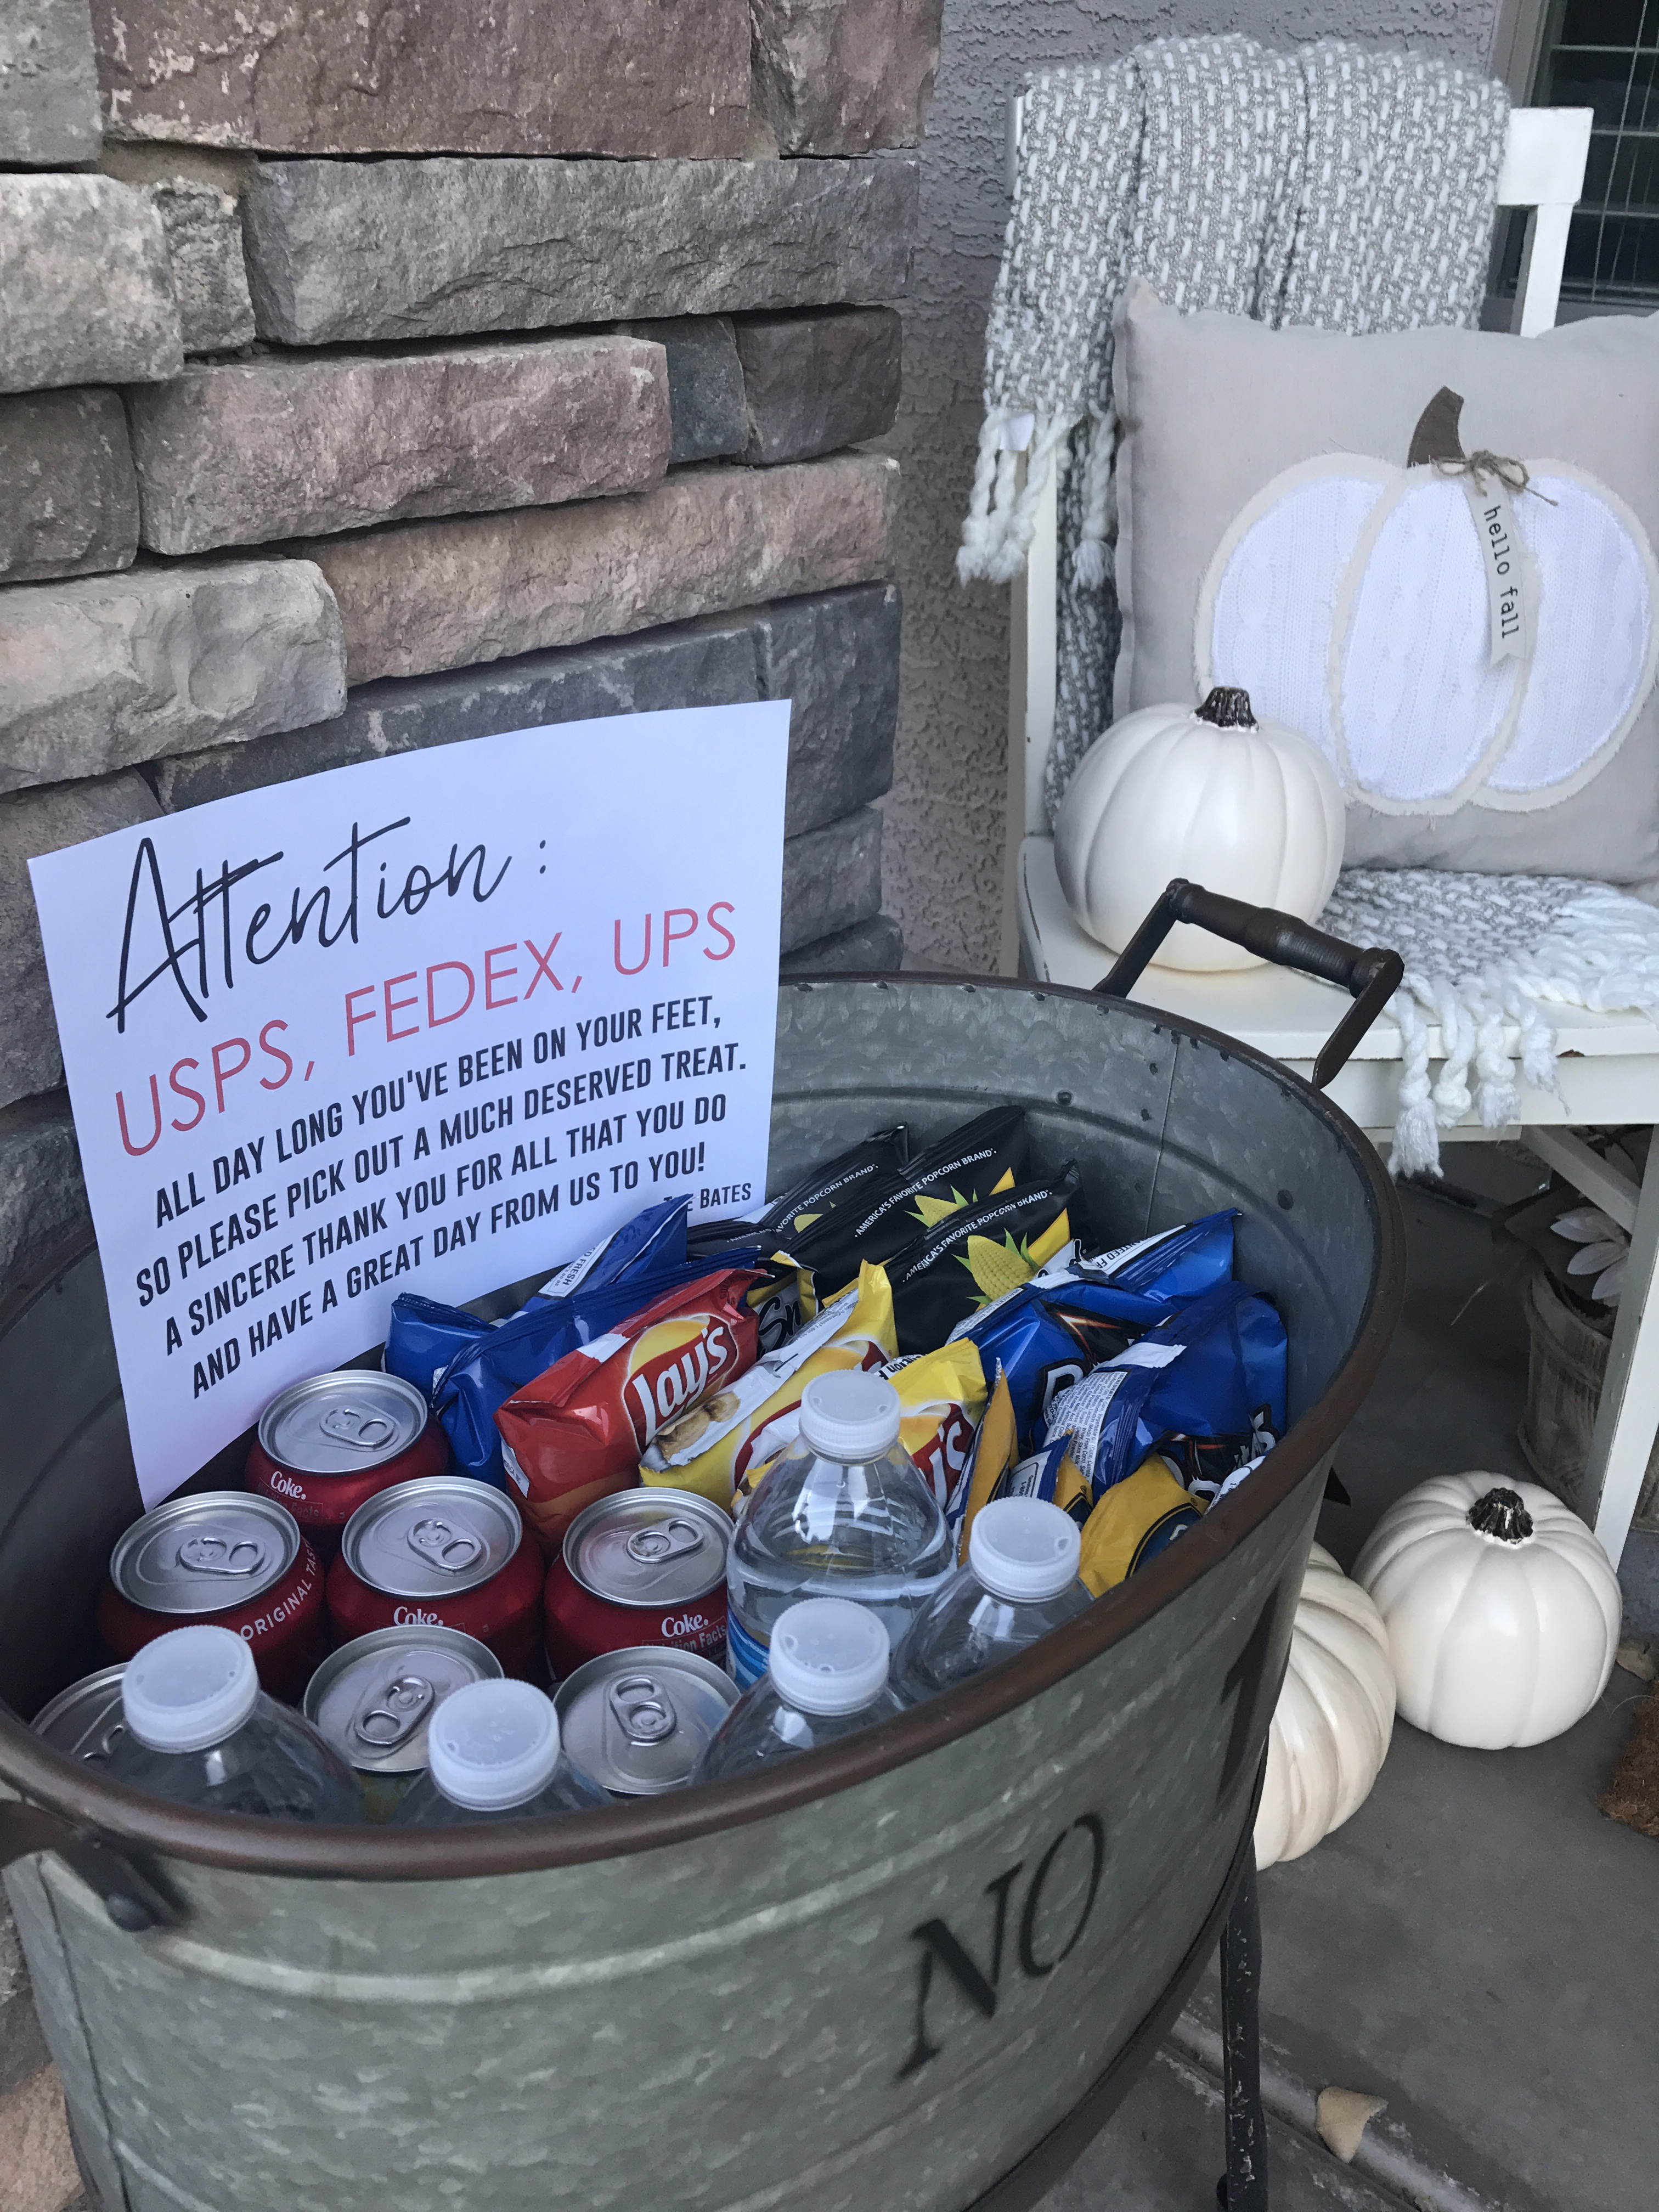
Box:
xmin=885 ymin=1166 xmax=1082 ymax=1354
xmin=751 ymin=1124 xmax=914 ymax=1240
xmin=643 ymin=1263 xmax=897 ymax=1510
xmin=949 ymin=1366 xmax=1018 ymax=1561
xmin=780 ymin=1106 xmax=1028 ymax=1314
xmin=880 ymin=1341 xmax=989 ymax=1511
xmin=1070 ymin=1212 xmax=1238 ymax=1301
xmin=953 ymin=1279 xmax=1172 ymax=1457
xmin=1044 ymin=1282 xmax=1287 ymax=1504
xmin=496 ymin=1267 xmax=761 ymax=1549
xmin=1077 ymin=1456 xmax=1204 ymax=1594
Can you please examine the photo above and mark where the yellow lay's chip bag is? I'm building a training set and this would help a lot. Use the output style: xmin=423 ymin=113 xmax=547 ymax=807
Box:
xmin=1076 ymin=1455 xmax=1204 ymax=1595
xmin=641 ymin=1262 xmax=896 ymax=1510
xmin=951 ymin=1365 xmax=1018 ymax=1564
xmin=881 ymin=1341 xmax=988 ymax=1512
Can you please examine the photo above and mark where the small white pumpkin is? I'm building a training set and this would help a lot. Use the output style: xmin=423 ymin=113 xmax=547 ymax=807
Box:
xmin=1053 ymin=686 xmax=1345 ymax=970
xmin=1255 ymin=1542 xmax=1396 ymax=1871
xmin=1352 ymin=1474 xmax=1621 ymax=1749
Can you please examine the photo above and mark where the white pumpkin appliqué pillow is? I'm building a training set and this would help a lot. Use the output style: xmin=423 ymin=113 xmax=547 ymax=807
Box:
xmin=1114 ymin=281 xmax=1659 ymax=881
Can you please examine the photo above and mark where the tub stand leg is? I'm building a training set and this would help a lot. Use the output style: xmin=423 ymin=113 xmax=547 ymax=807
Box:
xmin=1216 ymin=1844 xmax=1268 ymax=2211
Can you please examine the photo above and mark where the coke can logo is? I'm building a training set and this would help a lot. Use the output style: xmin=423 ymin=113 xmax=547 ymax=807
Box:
xmin=393 ymin=1604 xmax=443 ymax=1626
xmin=659 ymin=1611 xmax=710 ymax=1639
xmin=267 ymin=1472 xmax=307 ymax=1500
xmin=624 ymin=1316 xmax=740 ymax=1449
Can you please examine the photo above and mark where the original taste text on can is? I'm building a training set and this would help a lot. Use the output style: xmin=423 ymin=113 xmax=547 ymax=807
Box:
xmin=246 ymin=1370 xmax=449 ymax=1562
xmin=545 ymin=1488 xmax=730 ymax=1678
xmin=328 ymin=1477 xmax=543 ymax=1680
xmin=99 ymin=1493 xmax=326 ymax=1703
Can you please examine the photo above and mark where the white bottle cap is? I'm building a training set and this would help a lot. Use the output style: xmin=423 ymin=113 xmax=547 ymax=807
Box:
xmin=969 ymin=1497 xmax=1084 ymax=1603
xmin=122 ymin=1624 xmax=259 ymax=1754
xmin=798 ymin=1371 xmax=902 ymax=1461
xmin=768 ymin=1597 xmax=891 ymax=1716
xmin=426 ymin=1679 xmax=562 ymax=1812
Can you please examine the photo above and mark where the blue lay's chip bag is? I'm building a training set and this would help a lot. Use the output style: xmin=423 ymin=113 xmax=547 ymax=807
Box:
xmin=1042 ymin=1281 xmax=1286 ymax=1507
xmin=385 ymin=1195 xmax=697 ymax=1402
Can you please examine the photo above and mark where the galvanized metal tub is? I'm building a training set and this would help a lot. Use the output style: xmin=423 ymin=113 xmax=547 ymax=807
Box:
xmin=0 ymin=975 xmax=1404 ymax=2212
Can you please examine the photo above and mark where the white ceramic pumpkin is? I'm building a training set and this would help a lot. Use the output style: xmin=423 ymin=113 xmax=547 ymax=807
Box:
xmin=1199 ymin=387 xmax=1659 ymax=817
xmin=1255 ymin=1542 xmax=1395 ymax=1871
xmin=1352 ymin=1473 xmax=1621 ymax=1749
xmin=1053 ymin=685 xmax=1345 ymax=971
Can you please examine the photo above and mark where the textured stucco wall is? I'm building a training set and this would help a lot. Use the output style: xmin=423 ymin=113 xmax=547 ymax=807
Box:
xmin=881 ymin=0 xmax=1504 ymax=974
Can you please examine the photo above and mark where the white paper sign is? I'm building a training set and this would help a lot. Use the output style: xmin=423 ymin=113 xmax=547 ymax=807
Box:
xmin=29 ymin=703 xmax=790 ymax=1507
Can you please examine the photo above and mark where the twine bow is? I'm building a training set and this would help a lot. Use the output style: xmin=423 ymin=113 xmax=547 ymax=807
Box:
xmin=1408 ymin=387 xmax=1556 ymax=503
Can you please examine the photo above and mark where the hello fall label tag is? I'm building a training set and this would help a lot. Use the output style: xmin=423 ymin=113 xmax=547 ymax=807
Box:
xmin=1465 ymin=477 xmax=1529 ymax=665
xmin=1407 ymin=385 xmax=1534 ymax=668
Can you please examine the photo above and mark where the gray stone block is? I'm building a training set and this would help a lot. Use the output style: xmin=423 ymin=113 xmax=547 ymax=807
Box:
xmin=143 ymin=178 xmax=256 ymax=354
xmin=302 ymin=452 xmax=899 ymax=685
xmin=242 ymin=156 xmax=919 ymax=348
xmin=0 ymin=388 xmax=138 ymax=585
xmin=153 ymin=580 xmax=900 ymax=834
xmin=151 ymin=620 xmax=763 ymax=811
xmin=780 ymin=805 xmax=882 ymax=953
xmin=758 ymin=582 xmax=898 ymax=836
xmin=0 ymin=175 xmax=182 ymax=395
xmin=751 ymin=0 xmax=943 ymax=156
xmin=128 ymin=338 xmax=669 ymax=556
xmin=617 ymin=318 xmax=745 ymax=466
xmin=0 ymin=0 xmax=100 ymax=166
xmin=736 ymin=307 xmax=902 ymax=465
xmin=0 ymin=1093 xmax=88 ymax=1297
xmin=780 ymin=911 xmax=902 ymax=974
xmin=0 ymin=558 xmax=345 ymax=793
xmin=0 ymin=774 xmax=161 ymax=1109
xmin=91 ymin=0 xmax=751 ymax=159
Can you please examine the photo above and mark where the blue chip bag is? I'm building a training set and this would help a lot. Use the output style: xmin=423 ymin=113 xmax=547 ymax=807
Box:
xmin=947 ymin=1212 xmax=1239 ymax=1454
xmin=1042 ymin=1281 xmax=1286 ymax=1505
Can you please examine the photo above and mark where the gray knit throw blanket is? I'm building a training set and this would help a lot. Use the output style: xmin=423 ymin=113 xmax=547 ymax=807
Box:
xmin=959 ymin=37 xmax=1509 ymax=826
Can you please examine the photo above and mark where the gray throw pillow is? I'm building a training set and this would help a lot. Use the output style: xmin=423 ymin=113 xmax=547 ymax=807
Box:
xmin=1113 ymin=278 xmax=1659 ymax=880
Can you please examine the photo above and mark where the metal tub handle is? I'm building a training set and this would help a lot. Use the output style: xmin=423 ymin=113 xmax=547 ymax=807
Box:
xmin=0 ymin=1797 xmax=185 ymax=1931
xmin=1096 ymin=879 xmax=1403 ymax=1091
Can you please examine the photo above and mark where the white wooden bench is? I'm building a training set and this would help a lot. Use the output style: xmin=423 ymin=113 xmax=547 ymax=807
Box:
xmin=1001 ymin=103 xmax=1659 ymax=1572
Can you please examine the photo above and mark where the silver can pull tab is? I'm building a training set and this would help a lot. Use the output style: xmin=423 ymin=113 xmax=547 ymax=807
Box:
xmin=177 ymin=1533 xmax=267 ymax=1579
xmin=407 ymin=1516 xmax=484 ymax=1575
xmin=625 ymin=1517 xmax=704 ymax=1567
xmin=352 ymin=1672 xmax=435 ymax=1751
xmin=319 ymin=1405 xmax=398 ymax=1452
xmin=606 ymin=1673 xmax=678 ymax=1747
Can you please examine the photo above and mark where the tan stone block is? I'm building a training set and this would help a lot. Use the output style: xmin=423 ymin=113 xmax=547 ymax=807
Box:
xmin=91 ymin=0 xmax=750 ymax=157
xmin=0 ymin=2064 xmax=80 ymax=2212
xmin=303 ymin=454 xmax=900 ymax=685
xmin=129 ymin=338 xmax=669 ymax=555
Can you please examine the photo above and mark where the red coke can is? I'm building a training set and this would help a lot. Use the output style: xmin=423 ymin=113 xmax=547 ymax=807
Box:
xmin=246 ymin=1370 xmax=449 ymax=1562
xmin=328 ymin=1477 xmax=543 ymax=1680
xmin=99 ymin=1493 xmax=326 ymax=1703
xmin=545 ymin=1488 xmax=729 ymax=1678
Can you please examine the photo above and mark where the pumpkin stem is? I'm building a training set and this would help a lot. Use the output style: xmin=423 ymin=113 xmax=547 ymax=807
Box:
xmin=1408 ymin=387 xmax=1467 ymax=468
xmin=1467 ymin=1487 xmax=1534 ymax=1543
xmin=1195 ymin=686 xmax=1256 ymax=730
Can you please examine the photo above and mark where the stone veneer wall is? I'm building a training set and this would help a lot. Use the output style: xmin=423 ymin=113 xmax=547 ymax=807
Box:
xmin=0 ymin=9 xmax=939 ymax=2188
xmin=0 ymin=0 xmax=942 ymax=1313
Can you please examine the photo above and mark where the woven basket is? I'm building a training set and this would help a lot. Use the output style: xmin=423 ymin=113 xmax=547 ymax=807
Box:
xmin=1519 ymin=1266 xmax=1659 ymax=1532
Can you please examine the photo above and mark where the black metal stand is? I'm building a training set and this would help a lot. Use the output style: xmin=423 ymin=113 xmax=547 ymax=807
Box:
xmin=1215 ymin=1843 xmax=1268 ymax=2211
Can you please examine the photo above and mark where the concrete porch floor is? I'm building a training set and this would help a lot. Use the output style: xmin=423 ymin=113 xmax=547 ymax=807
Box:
xmin=1038 ymin=1164 xmax=1659 ymax=2212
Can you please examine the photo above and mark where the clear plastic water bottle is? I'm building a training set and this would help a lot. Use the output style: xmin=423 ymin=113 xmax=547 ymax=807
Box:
xmin=893 ymin=1497 xmax=1093 ymax=1701
xmin=725 ymin=1370 xmax=952 ymax=1689
xmin=694 ymin=1598 xmax=905 ymax=1781
xmin=392 ymin=1679 xmax=609 ymax=1824
xmin=100 ymin=1625 xmax=361 ymax=1821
